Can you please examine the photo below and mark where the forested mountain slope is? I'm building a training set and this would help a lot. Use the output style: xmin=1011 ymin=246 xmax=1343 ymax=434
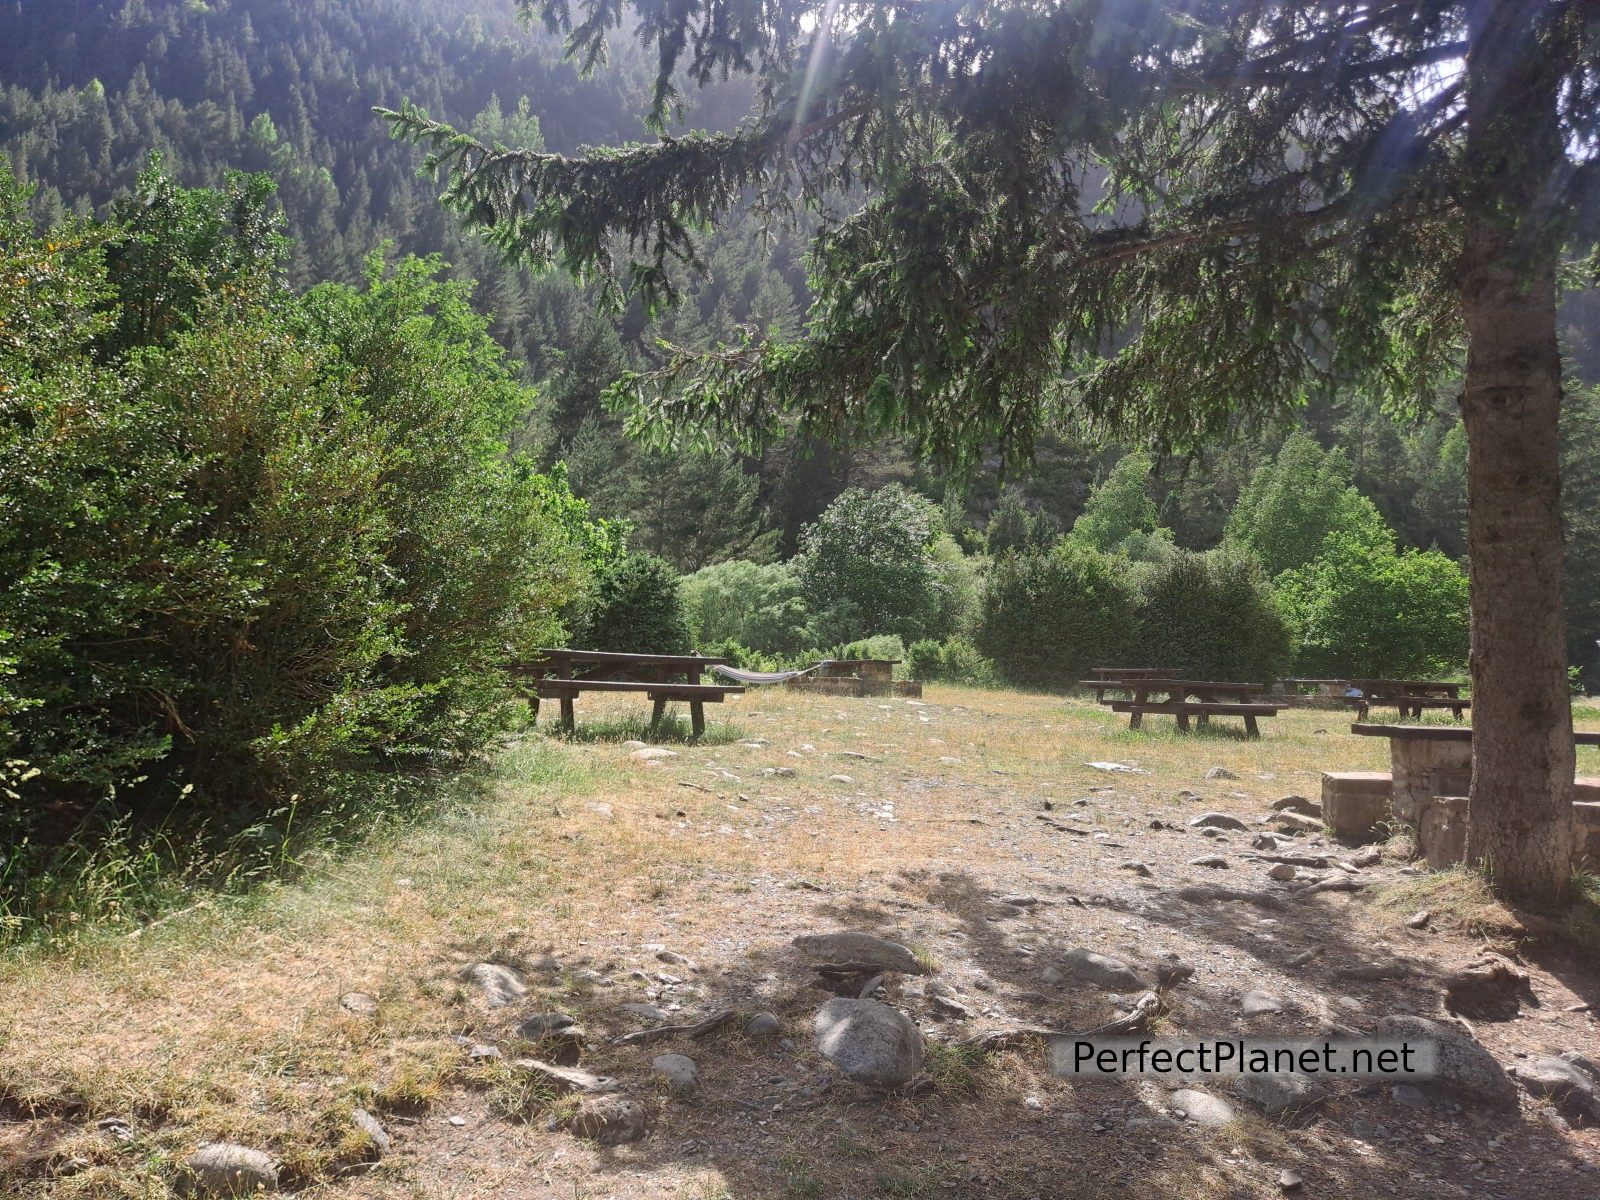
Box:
xmin=4 ymin=0 xmax=1599 ymax=676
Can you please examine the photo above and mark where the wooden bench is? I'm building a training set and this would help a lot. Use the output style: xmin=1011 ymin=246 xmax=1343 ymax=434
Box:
xmin=1109 ymin=700 xmax=1280 ymax=737
xmin=527 ymin=678 xmax=742 ymax=738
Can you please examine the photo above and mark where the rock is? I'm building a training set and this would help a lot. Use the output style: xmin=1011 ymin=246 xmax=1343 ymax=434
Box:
xmin=1349 ymin=847 xmax=1383 ymax=868
xmin=1199 ymin=827 xmax=1227 ymax=839
xmin=828 ymin=774 xmax=854 ymax=784
xmin=813 ymin=998 xmax=925 ymax=1088
xmin=1234 ymin=1072 xmax=1328 ymax=1116
xmin=1271 ymin=795 xmax=1321 ymax=817
xmin=1175 ymin=788 xmax=1203 ymax=800
xmin=515 ymin=1011 xmax=577 ymax=1039
xmin=1188 ymin=855 xmax=1230 ymax=869
xmin=1270 ymin=811 xmax=1323 ymax=834
xmin=1168 ymin=1089 xmax=1237 ymax=1127
xmin=1561 ymin=1051 xmax=1600 ymax=1080
xmin=1086 ymin=761 xmax=1151 ymax=774
xmin=350 ymin=1109 xmax=391 ymax=1157
xmin=1054 ymin=948 xmax=1147 ymax=991
xmin=340 ymin=992 xmax=379 ymax=1016
xmin=459 ymin=962 xmax=527 ymax=1007
xmin=1285 ymin=947 xmax=1323 ymax=968
xmin=463 ymin=1042 xmax=502 ymax=1060
xmin=1407 ymin=910 xmax=1431 ymax=929
xmin=513 ymin=1059 xmax=619 ymax=1094
xmin=930 ymin=994 xmax=975 ymax=1020
xmin=1204 ymin=767 xmax=1239 ymax=781
xmin=183 ymin=1144 xmax=280 ymax=1196
xmin=1374 ymin=1015 xmax=1517 ymax=1110
xmin=766 ymin=766 xmax=796 ymax=777
xmin=1119 ymin=861 xmax=1152 ymax=877
xmin=620 ymin=1003 xmax=671 ymax=1022
xmin=1511 ymin=1056 xmax=1600 ymax=1116
xmin=566 ymin=1094 xmax=648 ymax=1145
xmin=1191 ymin=812 xmax=1249 ymax=831
xmin=792 ymin=932 xmax=926 ymax=975
xmin=656 ymin=949 xmax=694 ymax=967
xmin=1156 ymin=957 xmax=1195 ymax=988
xmin=1252 ymin=833 xmax=1283 ymax=851
xmin=1241 ymin=990 xmax=1286 ymax=1017
xmin=651 ymin=1053 xmax=701 ymax=1092
xmin=1266 ymin=864 xmax=1297 ymax=882
xmin=629 ymin=747 xmax=678 ymax=761
xmin=1279 ymin=1168 xmax=1303 ymax=1191
xmin=745 ymin=1012 xmax=781 ymax=1037
xmin=585 ymin=802 xmax=614 ymax=818
xmin=622 ymin=740 xmax=648 ymax=749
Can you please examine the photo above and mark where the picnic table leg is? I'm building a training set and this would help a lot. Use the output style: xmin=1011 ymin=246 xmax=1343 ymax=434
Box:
xmin=1244 ymin=714 xmax=1259 ymax=738
xmin=1196 ymin=712 xmax=1210 ymax=728
xmin=529 ymin=694 xmax=540 ymax=725
xmin=1356 ymin=702 xmax=1369 ymax=722
xmin=690 ymin=700 xmax=705 ymax=739
xmin=559 ymin=695 xmax=575 ymax=734
xmin=1128 ymin=711 xmax=1143 ymax=730
xmin=1175 ymin=712 xmax=1190 ymax=733
xmin=650 ymin=697 xmax=668 ymax=734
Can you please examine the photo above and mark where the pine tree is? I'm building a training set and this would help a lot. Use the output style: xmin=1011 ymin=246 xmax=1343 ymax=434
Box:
xmin=387 ymin=0 xmax=1600 ymax=902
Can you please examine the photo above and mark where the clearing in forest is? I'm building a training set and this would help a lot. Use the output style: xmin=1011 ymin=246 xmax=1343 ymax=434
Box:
xmin=2 ymin=687 xmax=1599 ymax=1200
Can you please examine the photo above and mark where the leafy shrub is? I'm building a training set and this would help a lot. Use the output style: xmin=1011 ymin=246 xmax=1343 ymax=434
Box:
xmin=831 ymin=635 xmax=907 ymax=662
xmin=1276 ymin=530 xmax=1470 ymax=678
xmin=796 ymin=485 xmax=949 ymax=644
xmin=905 ymin=638 xmax=998 ymax=686
xmin=679 ymin=559 xmax=809 ymax=653
xmin=976 ymin=543 xmax=1137 ymax=687
xmin=1130 ymin=548 xmax=1291 ymax=681
xmin=568 ymin=553 xmax=693 ymax=655
xmin=0 ymin=173 xmax=585 ymax=927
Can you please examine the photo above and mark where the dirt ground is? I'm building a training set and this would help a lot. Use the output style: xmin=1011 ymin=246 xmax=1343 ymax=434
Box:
xmin=2 ymin=686 xmax=1598 ymax=1199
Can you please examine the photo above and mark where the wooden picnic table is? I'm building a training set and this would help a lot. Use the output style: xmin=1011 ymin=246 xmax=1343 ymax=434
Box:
xmin=1347 ymin=679 xmax=1469 ymax=720
xmin=506 ymin=649 xmax=741 ymax=737
xmin=1079 ymin=677 xmax=1266 ymax=704
xmin=1090 ymin=667 xmax=1181 ymax=680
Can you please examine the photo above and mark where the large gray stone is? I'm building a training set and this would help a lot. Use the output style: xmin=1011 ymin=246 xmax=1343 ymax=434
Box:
xmin=1511 ymin=1056 xmax=1600 ymax=1117
xmin=459 ymin=962 xmax=527 ymax=1007
xmin=1190 ymin=813 xmax=1249 ymax=832
xmin=813 ymin=998 xmax=925 ymax=1088
xmin=1168 ymin=1089 xmax=1237 ymax=1127
xmin=183 ymin=1144 xmax=279 ymax=1196
xmin=651 ymin=1053 xmax=701 ymax=1092
xmin=1054 ymin=948 xmax=1147 ymax=991
xmin=1374 ymin=1015 xmax=1516 ymax=1110
xmin=513 ymin=1058 xmax=619 ymax=1094
xmin=792 ymin=932 xmax=926 ymax=974
xmin=1233 ymin=1072 xmax=1328 ymax=1116
xmin=566 ymin=1094 xmax=648 ymax=1145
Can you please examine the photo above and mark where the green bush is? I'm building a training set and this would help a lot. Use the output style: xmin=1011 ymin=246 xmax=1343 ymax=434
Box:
xmin=679 ymin=559 xmax=809 ymax=653
xmin=796 ymin=485 xmax=950 ymax=644
xmin=0 ymin=173 xmax=585 ymax=936
xmin=976 ymin=543 xmax=1137 ymax=687
xmin=905 ymin=637 xmax=998 ymax=686
xmin=1130 ymin=548 xmax=1291 ymax=681
xmin=831 ymin=634 xmax=908 ymax=662
xmin=568 ymin=553 xmax=693 ymax=655
xmin=1276 ymin=530 xmax=1470 ymax=678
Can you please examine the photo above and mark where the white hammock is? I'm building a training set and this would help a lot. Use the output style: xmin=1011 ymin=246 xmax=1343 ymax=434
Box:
xmin=708 ymin=659 xmax=835 ymax=685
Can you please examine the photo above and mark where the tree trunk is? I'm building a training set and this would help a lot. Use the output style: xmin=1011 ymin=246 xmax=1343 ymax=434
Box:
xmin=1457 ymin=2 xmax=1573 ymax=902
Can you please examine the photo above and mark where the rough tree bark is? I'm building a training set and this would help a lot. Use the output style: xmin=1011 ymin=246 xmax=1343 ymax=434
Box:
xmin=1457 ymin=1 xmax=1574 ymax=901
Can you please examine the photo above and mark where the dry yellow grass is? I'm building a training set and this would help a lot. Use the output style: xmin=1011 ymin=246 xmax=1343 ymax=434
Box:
xmin=2 ymin=686 xmax=1598 ymax=1199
